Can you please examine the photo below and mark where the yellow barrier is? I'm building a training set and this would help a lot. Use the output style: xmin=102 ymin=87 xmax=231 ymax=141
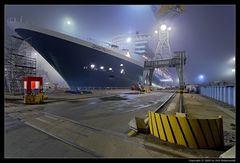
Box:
xmin=148 ymin=111 xmax=224 ymax=149
xmin=24 ymin=93 xmax=47 ymax=104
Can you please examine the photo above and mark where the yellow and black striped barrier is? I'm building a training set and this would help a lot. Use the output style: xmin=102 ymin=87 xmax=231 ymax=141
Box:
xmin=148 ymin=111 xmax=224 ymax=149
xmin=24 ymin=93 xmax=48 ymax=104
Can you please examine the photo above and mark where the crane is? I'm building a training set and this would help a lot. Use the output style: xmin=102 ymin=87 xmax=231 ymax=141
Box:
xmin=155 ymin=5 xmax=185 ymax=19
xmin=150 ymin=5 xmax=186 ymax=86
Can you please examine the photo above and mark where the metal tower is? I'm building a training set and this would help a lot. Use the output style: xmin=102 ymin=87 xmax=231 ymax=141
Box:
xmin=152 ymin=24 xmax=173 ymax=85
xmin=148 ymin=5 xmax=186 ymax=86
xmin=154 ymin=25 xmax=172 ymax=60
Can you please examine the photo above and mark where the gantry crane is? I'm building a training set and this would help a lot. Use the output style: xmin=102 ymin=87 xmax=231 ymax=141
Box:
xmin=147 ymin=5 xmax=186 ymax=86
xmin=155 ymin=5 xmax=185 ymax=18
xmin=142 ymin=5 xmax=186 ymax=89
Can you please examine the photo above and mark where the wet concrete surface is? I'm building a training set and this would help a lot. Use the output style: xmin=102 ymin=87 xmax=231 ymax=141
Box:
xmin=4 ymin=90 xmax=235 ymax=158
xmin=40 ymin=91 xmax=173 ymax=133
xmin=4 ymin=90 xmax=174 ymax=158
xmin=4 ymin=114 xmax=96 ymax=158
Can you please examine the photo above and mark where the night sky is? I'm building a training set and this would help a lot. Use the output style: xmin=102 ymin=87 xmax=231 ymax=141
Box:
xmin=5 ymin=5 xmax=235 ymax=85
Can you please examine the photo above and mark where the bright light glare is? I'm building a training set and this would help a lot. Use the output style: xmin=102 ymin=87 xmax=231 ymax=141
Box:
xmin=160 ymin=24 xmax=167 ymax=31
xmin=232 ymin=68 xmax=235 ymax=72
xmin=120 ymin=69 xmax=124 ymax=74
xmin=154 ymin=30 xmax=158 ymax=34
xmin=199 ymin=75 xmax=204 ymax=79
xmin=100 ymin=66 xmax=104 ymax=70
xmin=90 ymin=64 xmax=95 ymax=69
xmin=32 ymin=52 xmax=37 ymax=56
xmin=109 ymin=67 xmax=112 ymax=71
xmin=126 ymin=37 xmax=131 ymax=43
xmin=142 ymin=55 xmax=148 ymax=60
xmin=233 ymin=57 xmax=235 ymax=61
xmin=160 ymin=78 xmax=173 ymax=82
xmin=151 ymin=83 xmax=162 ymax=88
xmin=67 ymin=20 xmax=71 ymax=25
xmin=167 ymin=27 xmax=172 ymax=31
xmin=120 ymin=64 xmax=123 ymax=67
xmin=126 ymin=52 xmax=131 ymax=58
xmin=176 ymin=78 xmax=179 ymax=83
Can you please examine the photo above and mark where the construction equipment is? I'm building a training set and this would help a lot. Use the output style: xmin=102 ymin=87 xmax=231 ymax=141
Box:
xmin=131 ymin=84 xmax=153 ymax=93
xmin=23 ymin=76 xmax=48 ymax=104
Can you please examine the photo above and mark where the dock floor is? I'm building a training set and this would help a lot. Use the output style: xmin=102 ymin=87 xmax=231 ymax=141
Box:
xmin=4 ymin=90 xmax=235 ymax=158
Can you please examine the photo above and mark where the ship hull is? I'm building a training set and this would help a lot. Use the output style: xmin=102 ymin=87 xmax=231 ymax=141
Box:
xmin=15 ymin=29 xmax=147 ymax=88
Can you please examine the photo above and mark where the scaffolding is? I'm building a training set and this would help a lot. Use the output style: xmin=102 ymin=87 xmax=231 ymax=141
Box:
xmin=4 ymin=32 xmax=36 ymax=95
xmin=36 ymin=68 xmax=51 ymax=90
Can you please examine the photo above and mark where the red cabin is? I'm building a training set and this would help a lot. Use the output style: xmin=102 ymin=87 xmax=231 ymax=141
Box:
xmin=23 ymin=76 xmax=43 ymax=94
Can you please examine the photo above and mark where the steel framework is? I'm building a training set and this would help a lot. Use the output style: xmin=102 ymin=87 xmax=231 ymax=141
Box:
xmin=4 ymin=33 xmax=36 ymax=95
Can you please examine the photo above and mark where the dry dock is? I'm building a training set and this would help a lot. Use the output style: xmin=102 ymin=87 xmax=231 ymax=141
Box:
xmin=4 ymin=89 xmax=235 ymax=158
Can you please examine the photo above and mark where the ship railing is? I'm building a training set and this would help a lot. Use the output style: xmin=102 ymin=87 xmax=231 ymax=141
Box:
xmin=7 ymin=17 xmax=143 ymax=63
xmin=79 ymin=36 xmax=139 ymax=58
xmin=79 ymin=37 xmax=151 ymax=63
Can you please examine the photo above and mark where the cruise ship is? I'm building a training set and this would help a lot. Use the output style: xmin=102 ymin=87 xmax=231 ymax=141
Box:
xmin=7 ymin=18 xmax=167 ymax=89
